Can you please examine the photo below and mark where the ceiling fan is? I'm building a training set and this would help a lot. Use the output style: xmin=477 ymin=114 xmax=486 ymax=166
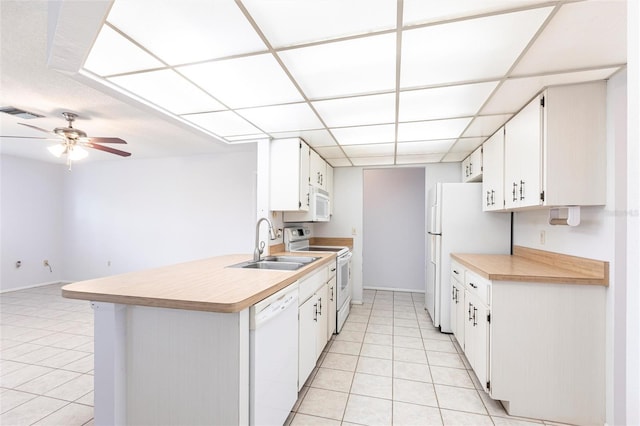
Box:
xmin=6 ymin=111 xmax=131 ymax=168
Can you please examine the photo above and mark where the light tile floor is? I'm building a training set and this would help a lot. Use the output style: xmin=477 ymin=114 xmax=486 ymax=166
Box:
xmin=1 ymin=283 xmax=94 ymax=426
xmin=0 ymin=284 xmax=570 ymax=426
xmin=286 ymin=289 xmax=571 ymax=426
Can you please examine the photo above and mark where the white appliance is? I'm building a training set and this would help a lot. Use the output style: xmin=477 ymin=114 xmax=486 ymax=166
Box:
xmin=250 ymin=283 xmax=299 ymax=426
xmin=426 ymin=183 xmax=511 ymax=333
xmin=284 ymin=226 xmax=352 ymax=332
xmin=284 ymin=186 xmax=330 ymax=222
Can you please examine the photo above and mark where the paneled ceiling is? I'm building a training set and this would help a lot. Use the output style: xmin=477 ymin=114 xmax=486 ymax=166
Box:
xmin=0 ymin=0 xmax=627 ymax=167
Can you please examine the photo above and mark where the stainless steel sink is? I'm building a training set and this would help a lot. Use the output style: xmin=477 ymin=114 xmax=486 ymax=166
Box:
xmin=241 ymin=261 xmax=304 ymax=271
xmin=262 ymin=256 xmax=319 ymax=264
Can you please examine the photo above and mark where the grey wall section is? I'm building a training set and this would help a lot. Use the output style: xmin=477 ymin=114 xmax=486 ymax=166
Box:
xmin=363 ymin=168 xmax=425 ymax=291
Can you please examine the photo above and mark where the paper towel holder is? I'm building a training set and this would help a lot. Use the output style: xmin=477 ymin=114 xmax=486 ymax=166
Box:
xmin=549 ymin=206 xmax=580 ymax=226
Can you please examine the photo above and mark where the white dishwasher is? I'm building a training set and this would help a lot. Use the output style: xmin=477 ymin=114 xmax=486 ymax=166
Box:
xmin=250 ymin=282 xmax=299 ymax=426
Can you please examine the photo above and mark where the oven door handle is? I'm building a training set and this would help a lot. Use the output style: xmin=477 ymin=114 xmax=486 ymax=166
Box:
xmin=339 ymin=252 xmax=353 ymax=263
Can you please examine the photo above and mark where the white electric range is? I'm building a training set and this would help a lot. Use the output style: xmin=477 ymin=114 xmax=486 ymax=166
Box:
xmin=284 ymin=226 xmax=352 ymax=333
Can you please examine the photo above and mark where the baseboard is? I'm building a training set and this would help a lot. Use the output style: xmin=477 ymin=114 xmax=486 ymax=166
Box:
xmin=0 ymin=280 xmax=71 ymax=294
xmin=363 ymin=286 xmax=425 ymax=294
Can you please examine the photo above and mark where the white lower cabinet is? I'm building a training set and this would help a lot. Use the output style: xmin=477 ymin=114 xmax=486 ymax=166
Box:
xmin=449 ymin=257 xmax=606 ymax=425
xmin=297 ymin=265 xmax=331 ymax=390
xmin=327 ymin=275 xmax=337 ymax=339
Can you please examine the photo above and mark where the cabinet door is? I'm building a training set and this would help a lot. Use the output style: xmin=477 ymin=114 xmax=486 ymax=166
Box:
xmin=504 ymin=96 xmax=542 ymax=209
xmin=482 ymin=129 xmax=504 ymax=211
xmin=315 ymin=284 xmax=329 ymax=360
xmin=464 ymin=290 xmax=490 ymax=393
xmin=298 ymin=297 xmax=317 ymax=390
xmin=327 ymin=276 xmax=337 ymax=339
xmin=270 ymin=138 xmax=310 ymax=211
xmin=451 ymin=280 xmax=465 ymax=349
xmin=309 ymin=150 xmax=326 ymax=190
xmin=467 ymin=147 xmax=483 ymax=182
xmin=326 ymin=164 xmax=334 ymax=215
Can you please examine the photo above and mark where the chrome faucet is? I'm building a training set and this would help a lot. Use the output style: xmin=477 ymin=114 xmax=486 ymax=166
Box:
xmin=254 ymin=217 xmax=277 ymax=262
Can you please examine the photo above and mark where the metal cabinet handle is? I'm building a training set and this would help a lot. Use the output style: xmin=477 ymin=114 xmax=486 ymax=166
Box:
xmin=520 ymin=180 xmax=525 ymax=200
xmin=472 ymin=307 xmax=478 ymax=326
xmin=330 ymin=287 xmax=334 ymax=301
xmin=455 ymin=288 xmax=459 ymax=304
xmin=469 ymin=282 xmax=477 ymax=289
xmin=491 ymin=190 xmax=495 ymax=206
xmin=512 ymin=182 xmax=517 ymax=201
xmin=453 ymin=269 xmax=459 ymax=275
xmin=318 ymin=297 xmax=322 ymax=315
xmin=313 ymin=303 xmax=318 ymax=321
xmin=469 ymin=162 xmax=473 ymax=175
xmin=468 ymin=303 xmax=473 ymax=321
xmin=486 ymin=191 xmax=491 ymax=207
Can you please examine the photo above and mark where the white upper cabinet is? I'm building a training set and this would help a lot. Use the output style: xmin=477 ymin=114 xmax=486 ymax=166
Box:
xmin=504 ymin=97 xmax=542 ymax=209
xmin=309 ymin=149 xmax=328 ymax=190
xmin=482 ymin=128 xmax=505 ymax=211
xmin=326 ymin=164 xmax=334 ymax=215
xmin=461 ymin=146 xmax=483 ymax=182
xmin=501 ymin=81 xmax=606 ymax=210
xmin=270 ymin=138 xmax=310 ymax=211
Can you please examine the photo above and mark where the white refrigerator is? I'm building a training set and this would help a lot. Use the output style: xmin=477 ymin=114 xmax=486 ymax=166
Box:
xmin=426 ymin=183 xmax=511 ymax=333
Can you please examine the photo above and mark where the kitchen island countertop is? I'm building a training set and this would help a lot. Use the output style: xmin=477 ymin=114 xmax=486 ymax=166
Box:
xmin=62 ymin=251 xmax=335 ymax=312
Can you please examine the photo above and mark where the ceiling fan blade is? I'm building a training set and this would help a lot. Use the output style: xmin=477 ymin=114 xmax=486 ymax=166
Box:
xmin=18 ymin=122 xmax=55 ymax=135
xmin=88 ymin=136 xmax=127 ymax=144
xmin=84 ymin=142 xmax=132 ymax=157
xmin=0 ymin=135 xmax=56 ymax=140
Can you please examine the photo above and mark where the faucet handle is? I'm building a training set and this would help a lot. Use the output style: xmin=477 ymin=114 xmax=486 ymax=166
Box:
xmin=259 ymin=240 xmax=265 ymax=253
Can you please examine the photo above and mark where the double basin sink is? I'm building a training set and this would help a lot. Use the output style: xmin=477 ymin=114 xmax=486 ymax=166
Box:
xmin=230 ymin=255 xmax=320 ymax=271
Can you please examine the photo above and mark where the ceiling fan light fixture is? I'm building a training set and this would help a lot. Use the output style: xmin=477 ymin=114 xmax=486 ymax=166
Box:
xmin=47 ymin=143 xmax=66 ymax=158
xmin=68 ymin=145 xmax=89 ymax=161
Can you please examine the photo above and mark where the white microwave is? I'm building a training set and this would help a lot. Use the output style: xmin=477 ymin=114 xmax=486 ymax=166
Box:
xmin=284 ymin=187 xmax=330 ymax=222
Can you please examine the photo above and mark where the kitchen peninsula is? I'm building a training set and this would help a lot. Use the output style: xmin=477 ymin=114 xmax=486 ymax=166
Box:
xmin=62 ymin=252 xmax=336 ymax=425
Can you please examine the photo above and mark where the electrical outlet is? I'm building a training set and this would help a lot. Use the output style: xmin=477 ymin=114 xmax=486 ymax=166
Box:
xmin=351 ymin=227 xmax=357 ymax=236
xmin=539 ymin=230 xmax=546 ymax=245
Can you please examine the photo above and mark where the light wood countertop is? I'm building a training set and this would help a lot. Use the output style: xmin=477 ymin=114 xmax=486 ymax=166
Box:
xmin=451 ymin=246 xmax=608 ymax=286
xmin=62 ymin=252 xmax=336 ymax=313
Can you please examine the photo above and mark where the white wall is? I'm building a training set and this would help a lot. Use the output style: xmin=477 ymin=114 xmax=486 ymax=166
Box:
xmin=363 ymin=168 xmax=425 ymax=292
xmin=315 ymin=163 xmax=460 ymax=302
xmin=512 ymin=71 xmax=626 ymax=426
xmin=1 ymin=155 xmax=65 ymax=291
xmin=62 ymin=149 xmax=258 ymax=281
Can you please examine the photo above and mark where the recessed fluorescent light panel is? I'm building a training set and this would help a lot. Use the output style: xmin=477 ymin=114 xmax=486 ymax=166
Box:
xmin=79 ymin=0 xmax=624 ymax=167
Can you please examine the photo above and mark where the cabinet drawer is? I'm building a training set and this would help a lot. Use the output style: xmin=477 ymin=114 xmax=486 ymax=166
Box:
xmin=299 ymin=267 xmax=328 ymax=304
xmin=451 ymin=260 xmax=465 ymax=284
xmin=327 ymin=263 xmax=337 ymax=280
xmin=465 ymin=270 xmax=491 ymax=305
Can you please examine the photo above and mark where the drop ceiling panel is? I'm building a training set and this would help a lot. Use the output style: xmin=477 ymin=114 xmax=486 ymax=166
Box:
xmin=327 ymin=158 xmax=352 ymax=167
xmin=462 ymin=114 xmax=512 ymax=138
xmin=106 ymin=0 xmax=266 ymax=65
xmin=397 ymin=118 xmax=472 ymax=142
xmin=351 ymin=156 xmax=395 ymax=166
xmin=442 ymin=152 xmax=469 ymax=162
xmin=450 ymin=137 xmax=485 ymax=153
xmin=403 ymin=0 xmax=551 ymax=26
xmin=271 ymin=129 xmax=337 ymax=147
xmin=109 ymin=70 xmax=225 ymax=115
xmin=396 ymin=140 xmax=455 ymax=155
xmin=513 ymin=1 xmax=627 ymax=75
xmin=83 ymin=26 xmax=164 ymax=76
xmin=237 ymin=103 xmax=324 ymax=133
xmin=178 ymin=54 xmax=303 ymax=109
xmin=481 ymin=67 xmax=621 ymax=115
xmin=399 ymin=81 xmax=499 ymax=122
xmin=400 ymin=7 xmax=553 ymax=88
xmin=315 ymin=146 xmax=346 ymax=159
xmin=312 ymin=93 xmax=396 ymax=127
xmin=182 ymin=111 xmax=260 ymax=137
xmin=342 ymin=143 xmax=395 ymax=157
xmin=242 ymin=0 xmax=396 ymax=48
xmin=331 ymin=124 xmax=395 ymax=145
xmin=396 ymin=154 xmax=444 ymax=164
xmin=277 ymin=34 xmax=397 ymax=99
